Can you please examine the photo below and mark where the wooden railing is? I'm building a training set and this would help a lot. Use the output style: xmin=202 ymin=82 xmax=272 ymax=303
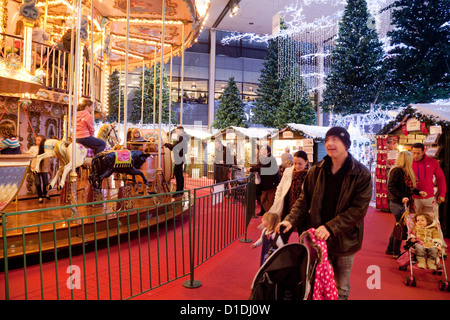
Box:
xmin=0 ymin=33 xmax=102 ymax=103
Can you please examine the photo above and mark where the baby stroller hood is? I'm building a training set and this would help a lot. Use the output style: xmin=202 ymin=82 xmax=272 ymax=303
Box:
xmin=249 ymin=232 xmax=320 ymax=300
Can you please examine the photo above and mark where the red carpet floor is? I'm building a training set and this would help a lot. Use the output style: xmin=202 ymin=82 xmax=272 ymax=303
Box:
xmin=135 ymin=204 xmax=450 ymax=300
xmin=2 ymin=202 xmax=449 ymax=300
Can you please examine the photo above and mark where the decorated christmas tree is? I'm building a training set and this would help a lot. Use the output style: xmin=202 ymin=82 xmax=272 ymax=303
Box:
xmin=251 ymin=38 xmax=282 ymax=127
xmin=383 ymin=0 xmax=450 ymax=105
xmin=130 ymin=64 xmax=176 ymax=125
xmin=321 ymin=0 xmax=384 ymax=115
xmin=212 ymin=77 xmax=246 ymax=129
xmin=275 ymin=73 xmax=316 ymax=128
xmin=105 ymin=70 xmax=124 ymax=123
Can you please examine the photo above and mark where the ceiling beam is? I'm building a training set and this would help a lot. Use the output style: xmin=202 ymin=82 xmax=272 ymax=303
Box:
xmin=211 ymin=0 xmax=241 ymax=29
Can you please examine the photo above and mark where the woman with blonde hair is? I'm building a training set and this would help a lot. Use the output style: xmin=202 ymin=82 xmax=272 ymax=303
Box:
xmin=386 ymin=151 xmax=427 ymax=258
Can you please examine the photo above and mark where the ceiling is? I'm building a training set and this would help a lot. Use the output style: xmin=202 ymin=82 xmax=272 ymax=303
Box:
xmin=204 ymin=0 xmax=345 ymax=35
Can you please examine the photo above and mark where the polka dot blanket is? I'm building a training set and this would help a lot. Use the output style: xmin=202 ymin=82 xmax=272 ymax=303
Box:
xmin=307 ymin=228 xmax=339 ymax=300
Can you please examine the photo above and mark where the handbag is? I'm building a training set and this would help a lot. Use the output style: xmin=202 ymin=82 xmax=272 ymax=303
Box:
xmin=254 ymin=172 xmax=261 ymax=185
xmin=393 ymin=210 xmax=408 ymax=240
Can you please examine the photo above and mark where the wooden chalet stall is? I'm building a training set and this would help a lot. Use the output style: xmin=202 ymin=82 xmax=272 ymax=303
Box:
xmin=376 ymin=103 xmax=450 ymax=236
xmin=269 ymin=123 xmax=330 ymax=165
xmin=214 ymin=126 xmax=275 ymax=168
xmin=168 ymin=127 xmax=215 ymax=179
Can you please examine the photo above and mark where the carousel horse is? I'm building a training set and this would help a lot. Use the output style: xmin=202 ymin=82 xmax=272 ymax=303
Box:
xmin=89 ymin=150 xmax=151 ymax=192
xmin=85 ymin=122 xmax=122 ymax=162
xmin=33 ymin=123 xmax=121 ymax=190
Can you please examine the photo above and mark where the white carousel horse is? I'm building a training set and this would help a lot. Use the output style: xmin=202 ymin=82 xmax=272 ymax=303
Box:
xmin=34 ymin=123 xmax=121 ymax=190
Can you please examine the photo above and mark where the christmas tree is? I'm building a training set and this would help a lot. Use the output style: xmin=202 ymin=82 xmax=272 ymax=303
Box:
xmin=321 ymin=0 xmax=384 ymax=115
xmin=212 ymin=77 xmax=246 ymax=130
xmin=105 ymin=70 xmax=124 ymax=123
xmin=275 ymin=73 xmax=316 ymax=128
xmin=383 ymin=0 xmax=450 ymax=105
xmin=251 ymin=38 xmax=282 ymax=127
xmin=130 ymin=64 xmax=176 ymax=125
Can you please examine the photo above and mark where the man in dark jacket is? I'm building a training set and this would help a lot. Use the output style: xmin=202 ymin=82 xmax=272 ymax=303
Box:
xmin=277 ymin=127 xmax=372 ymax=300
xmin=164 ymin=126 xmax=188 ymax=197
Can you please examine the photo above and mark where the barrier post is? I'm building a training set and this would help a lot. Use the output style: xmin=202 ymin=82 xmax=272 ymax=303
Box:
xmin=183 ymin=189 xmax=201 ymax=288
xmin=240 ymin=175 xmax=254 ymax=243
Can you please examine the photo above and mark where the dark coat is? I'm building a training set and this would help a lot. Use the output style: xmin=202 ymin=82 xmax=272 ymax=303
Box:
xmin=284 ymin=154 xmax=372 ymax=255
xmin=249 ymin=154 xmax=280 ymax=191
xmin=164 ymin=133 xmax=188 ymax=165
xmin=387 ymin=167 xmax=421 ymax=205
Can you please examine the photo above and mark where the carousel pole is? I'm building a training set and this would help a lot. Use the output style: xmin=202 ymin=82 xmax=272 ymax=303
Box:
xmin=153 ymin=49 xmax=157 ymax=131
xmin=140 ymin=58 xmax=145 ymax=128
xmin=115 ymin=0 xmax=133 ymax=210
xmin=90 ymin=0 xmax=95 ymax=121
xmin=157 ymin=0 xmax=165 ymax=171
xmin=118 ymin=61 xmax=121 ymax=132
xmin=168 ymin=45 xmax=173 ymax=134
xmin=43 ymin=0 xmax=48 ymax=30
xmin=179 ymin=23 xmax=185 ymax=126
xmin=66 ymin=19 xmax=75 ymax=140
xmin=123 ymin=0 xmax=130 ymax=146
xmin=18 ymin=1 xmax=39 ymax=136
xmin=69 ymin=0 xmax=84 ymax=207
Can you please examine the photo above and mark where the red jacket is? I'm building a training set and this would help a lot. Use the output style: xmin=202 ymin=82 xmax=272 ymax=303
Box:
xmin=413 ymin=154 xmax=446 ymax=200
xmin=76 ymin=110 xmax=94 ymax=138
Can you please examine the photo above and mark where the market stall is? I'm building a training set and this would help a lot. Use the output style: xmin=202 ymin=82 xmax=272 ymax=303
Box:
xmin=270 ymin=123 xmax=330 ymax=165
xmin=168 ymin=127 xmax=215 ymax=179
xmin=376 ymin=102 xmax=450 ymax=235
xmin=213 ymin=126 xmax=275 ymax=168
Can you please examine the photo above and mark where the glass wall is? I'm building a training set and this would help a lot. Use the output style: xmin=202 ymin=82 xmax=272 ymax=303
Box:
xmin=162 ymin=29 xmax=267 ymax=125
xmin=118 ymin=29 xmax=269 ymax=126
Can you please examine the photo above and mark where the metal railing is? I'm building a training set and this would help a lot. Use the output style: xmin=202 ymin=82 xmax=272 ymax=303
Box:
xmin=1 ymin=174 xmax=255 ymax=300
xmin=183 ymin=163 xmax=245 ymax=189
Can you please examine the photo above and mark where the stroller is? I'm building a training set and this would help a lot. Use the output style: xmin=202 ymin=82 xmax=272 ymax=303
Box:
xmin=249 ymin=229 xmax=322 ymax=300
xmin=396 ymin=204 xmax=449 ymax=291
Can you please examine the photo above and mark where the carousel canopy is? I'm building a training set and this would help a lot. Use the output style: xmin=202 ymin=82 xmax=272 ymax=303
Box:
xmin=38 ymin=0 xmax=210 ymax=68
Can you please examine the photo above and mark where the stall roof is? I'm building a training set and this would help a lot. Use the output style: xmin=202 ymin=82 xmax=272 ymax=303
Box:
xmin=168 ymin=127 xmax=216 ymax=140
xmin=284 ymin=123 xmax=330 ymax=140
xmin=185 ymin=128 xmax=215 ymax=140
xmin=410 ymin=101 xmax=450 ymax=123
xmin=215 ymin=126 xmax=276 ymax=140
xmin=379 ymin=101 xmax=450 ymax=135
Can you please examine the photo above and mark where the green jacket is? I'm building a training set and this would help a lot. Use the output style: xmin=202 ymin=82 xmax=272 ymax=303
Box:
xmin=284 ymin=153 xmax=372 ymax=255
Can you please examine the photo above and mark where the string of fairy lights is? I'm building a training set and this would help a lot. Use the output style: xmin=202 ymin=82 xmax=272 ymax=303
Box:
xmin=221 ymin=0 xmax=396 ymax=97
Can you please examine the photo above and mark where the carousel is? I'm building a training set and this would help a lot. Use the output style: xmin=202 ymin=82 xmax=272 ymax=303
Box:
xmin=0 ymin=0 xmax=210 ymax=259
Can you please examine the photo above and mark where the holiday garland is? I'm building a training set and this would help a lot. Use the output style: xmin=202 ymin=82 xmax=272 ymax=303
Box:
xmin=377 ymin=106 xmax=450 ymax=135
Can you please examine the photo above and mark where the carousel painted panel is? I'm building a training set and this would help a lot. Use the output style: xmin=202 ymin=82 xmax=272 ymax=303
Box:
xmin=0 ymin=155 xmax=34 ymax=211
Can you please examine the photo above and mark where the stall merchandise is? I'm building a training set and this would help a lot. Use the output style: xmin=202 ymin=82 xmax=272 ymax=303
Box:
xmin=376 ymin=103 xmax=449 ymax=235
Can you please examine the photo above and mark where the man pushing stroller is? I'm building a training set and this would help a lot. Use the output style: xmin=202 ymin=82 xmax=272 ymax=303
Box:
xmin=276 ymin=127 xmax=372 ymax=300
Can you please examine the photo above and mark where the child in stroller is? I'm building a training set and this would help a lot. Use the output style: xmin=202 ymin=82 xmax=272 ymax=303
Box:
xmin=398 ymin=209 xmax=449 ymax=290
xmin=409 ymin=213 xmax=443 ymax=270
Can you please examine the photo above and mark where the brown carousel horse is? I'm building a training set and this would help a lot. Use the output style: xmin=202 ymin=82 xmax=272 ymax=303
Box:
xmin=33 ymin=123 xmax=121 ymax=190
